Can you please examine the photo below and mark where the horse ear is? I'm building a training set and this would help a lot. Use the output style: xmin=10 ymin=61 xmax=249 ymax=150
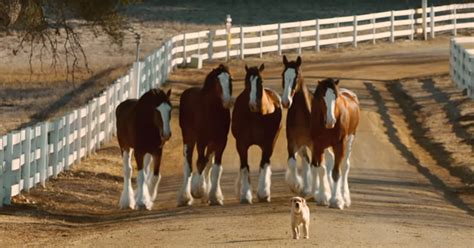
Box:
xmin=166 ymin=89 xmax=172 ymax=98
xmin=283 ymin=55 xmax=288 ymax=66
xmin=245 ymin=64 xmax=249 ymax=72
xmin=296 ymin=56 xmax=302 ymax=67
xmin=259 ymin=63 xmax=265 ymax=72
xmin=335 ymin=79 xmax=340 ymax=85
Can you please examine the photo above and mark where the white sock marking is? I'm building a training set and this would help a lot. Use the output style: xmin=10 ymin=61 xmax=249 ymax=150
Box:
xmin=239 ymin=167 xmax=253 ymax=204
xmin=342 ymin=135 xmax=354 ymax=207
xmin=209 ymin=164 xmax=224 ymax=205
xmin=178 ymin=144 xmax=193 ymax=206
xmin=315 ymin=165 xmax=331 ymax=206
xmin=285 ymin=157 xmax=302 ymax=194
xmin=136 ymin=169 xmax=153 ymax=210
xmin=119 ymin=150 xmax=135 ymax=209
xmin=257 ymin=163 xmax=272 ymax=202
xmin=148 ymin=173 xmax=161 ymax=202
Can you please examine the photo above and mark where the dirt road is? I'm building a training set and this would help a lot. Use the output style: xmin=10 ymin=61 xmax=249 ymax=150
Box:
xmin=1 ymin=38 xmax=473 ymax=247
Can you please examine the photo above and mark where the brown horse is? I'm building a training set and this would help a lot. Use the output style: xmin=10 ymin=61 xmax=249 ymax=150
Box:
xmin=310 ymin=78 xmax=360 ymax=209
xmin=232 ymin=64 xmax=282 ymax=203
xmin=281 ymin=55 xmax=334 ymax=199
xmin=116 ymin=88 xmax=172 ymax=210
xmin=177 ymin=64 xmax=233 ymax=206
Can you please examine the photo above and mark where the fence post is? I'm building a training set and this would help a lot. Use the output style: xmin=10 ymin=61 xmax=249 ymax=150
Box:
xmin=0 ymin=136 xmax=5 ymax=206
xmin=390 ymin=11 xmax=395 ymax=43
xmin=22 ymin=127 xmax=31 ymax=192
xmin=410 ymin=11 xmax=414 ymax=41
xmin=298 ymin=22 xmax=302 ymax=55
xmin=452 ymin=5 xmax=457 ymax=36
xmin=372 ymin=15 xmax=376 ymax=44
xmin=208 ymin=29 xmax=214 ymax=61
xmin=95 ymin=100 xmax=101 ymax=150
xmin=278 ymin=23 xmax=282 ymax=55
xmin=86 ymin=103 xmax=92 ymax=156
xmin=75 ymin=109 xmax=82 ymax=163
xmin=3 ymin=133 xmax=13 ymax=204
xmin=353 ymin=16 xmax=358 ymax=48
xmin=422 ymin=0 xmax=427 ymax=40
xmin=39 ymin=122 xmax=48 ymax=186
xmin=64 ymin=114 xmax=70 ymax=170
xmin=259 ymin=26 xmax=263 ymax=58
xmin=315 ymin=19 xmax=320 ymax=52
xmin=182 ymin=33 xmax=187 ymax=66
xmin=131 ymin=62 xmax=141 ymax=99
xmin=430 ymin=5 xmax=435 ymax=39
xmin=240 ymin=26 xmax=244 ymax=60
xmin=51 ymin=121 xmax=59 ymax=178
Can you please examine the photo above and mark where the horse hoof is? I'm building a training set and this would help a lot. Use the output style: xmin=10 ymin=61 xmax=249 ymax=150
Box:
xmin=136 ymin=203 xmax=153 ymax=211
xmin=209 ymin=199 xmax=224 ymax=206
xmin=329 ymin=198 xmax=344 ymax=210
xmin=240 ymin=198 xmax=253 ymax=204
xmin=177 ymin=196 xmax=194 ymax=207
xmin=315 ymin=198 xmax=329 ymax=206
xmin=258 ymin=195 xmax=271 ymax=203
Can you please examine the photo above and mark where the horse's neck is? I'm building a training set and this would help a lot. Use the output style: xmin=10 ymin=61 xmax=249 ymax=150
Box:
xmin=295 ymin=79 xmax=312 ymax=113
xmin=261 ymin=88 xmax=280 ymax=115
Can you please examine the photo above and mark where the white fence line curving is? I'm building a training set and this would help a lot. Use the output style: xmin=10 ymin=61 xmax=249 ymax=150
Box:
xmin=1 ymin=3 xmax=473 ymax=206
xmin=450 ymin=37 xmax=474 ymax=98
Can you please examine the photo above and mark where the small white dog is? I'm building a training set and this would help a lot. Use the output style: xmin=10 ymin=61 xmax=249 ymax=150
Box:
xmin=290 ymin=196 xmax=310 ymax=239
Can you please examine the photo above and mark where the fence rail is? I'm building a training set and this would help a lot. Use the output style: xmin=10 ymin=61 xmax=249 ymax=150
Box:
xmin=1 ymin=3 xmax=474 ymax=206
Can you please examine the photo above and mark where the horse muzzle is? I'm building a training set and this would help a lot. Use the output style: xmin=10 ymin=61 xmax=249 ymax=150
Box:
xmin=161 ymin=133 xmax=171 ymax=142
xmin=282 ymin=99 xmax=291 ymax=108
xmin=249 ymin=103 xmax=260 ymax=113
xmin=325 ymin=122 xmax=336 ymax=129
xmin=222 ymin=98 xmax=234 ymax=109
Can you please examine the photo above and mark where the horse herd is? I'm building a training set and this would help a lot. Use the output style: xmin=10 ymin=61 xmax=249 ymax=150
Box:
xmin=115 ymin=56 xmax=360 ymax=211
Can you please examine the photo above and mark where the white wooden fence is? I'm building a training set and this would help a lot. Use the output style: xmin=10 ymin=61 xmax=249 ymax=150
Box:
xmin=450 ymin=37 xmax=474 ymax=98
xmin=1 ymin=3 xmax=473 ymax=206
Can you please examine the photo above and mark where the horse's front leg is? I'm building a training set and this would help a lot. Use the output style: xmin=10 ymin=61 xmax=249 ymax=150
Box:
xmin=236 ymin=142 xmax=252 ymax=204
xmin=135 ymin=152 xmax=153 ymax=210
xmin=329 ymin=142 xmax=345 ymax=210
xmin=285 ymin=142 xmax=303 ymax=194
xmin=299 ymin=147 xmax=313 ymax=197
xmin=191 ymin=142 xmax=211 ymax=201
xmin=342 ymin=134 xmax=355 ymax=208
xmin=119 ymin=149 xmax=136 ymax=209
xmin=257 ymin=142 xmax=275 ymax=203
xmin=177 ymin=142 xmax=194 ymax=207
xmin=147 ymin=149 xmax=163 ymax=203
xmin=209 ymin=140 xmax=226 ymax=206
xmin=311 ymin=147 xmax=331 ymax=206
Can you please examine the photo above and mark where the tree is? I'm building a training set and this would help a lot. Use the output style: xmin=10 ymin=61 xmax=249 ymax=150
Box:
xmin=0 ymin=0 xmax=136 ymax=86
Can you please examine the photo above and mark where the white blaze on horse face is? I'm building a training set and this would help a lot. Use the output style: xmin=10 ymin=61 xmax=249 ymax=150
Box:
xmin=282 ymin=68 xmax=296 ymax=108
xmin=324 ymin=88 xmax=337 ymax=129
xmin=249 ymin=75 xmax=259 ymax=109
xmin=217 ymin=72 xmax=231 ymax=107
xmin=156 ymin=102 xmax=171 ymax=140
